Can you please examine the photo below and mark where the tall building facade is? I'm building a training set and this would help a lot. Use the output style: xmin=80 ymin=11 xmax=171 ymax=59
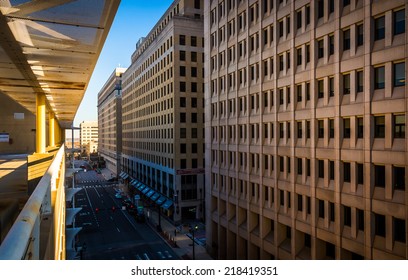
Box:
xmin=98 ymin=67 xmax=126 ymax=176
xmin=121 ymin=0 xmax=205 ymax=223
xmin=205 ymin=0 xmax=407 ymax=259
xmin=79 ymin=120 xmax=98 ymax=156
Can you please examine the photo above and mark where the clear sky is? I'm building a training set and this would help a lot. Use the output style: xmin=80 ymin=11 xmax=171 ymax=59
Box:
xmin=73 ymin=0 xmax=174 ymax=127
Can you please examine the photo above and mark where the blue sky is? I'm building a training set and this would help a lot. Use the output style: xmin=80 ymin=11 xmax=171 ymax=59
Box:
xmin=73 ymin=0 xmax=174 ymax=126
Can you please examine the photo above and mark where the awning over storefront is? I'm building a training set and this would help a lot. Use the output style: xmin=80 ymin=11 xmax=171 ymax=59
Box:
xmin=161 ymin=199 xmax=174 ymax=209
xmin=146 ymin=189 xmax=155 ymax=198
xmin=156 ymin=195 xmax=166 ymax=205
xmin=119 ymin=171 xmax=125 ymax=178
xmin=123 ymin=173 xmax=129 ymax=180
xmin=126 ymin=178 xmax=170 ymax=207
xmin=150 ymin=192 xmax=160 ymax=201
xmin=138 ymin=184 xmax=146 ymax=191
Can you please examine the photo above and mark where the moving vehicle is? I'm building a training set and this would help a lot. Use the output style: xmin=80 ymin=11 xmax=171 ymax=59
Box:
xmin=122 ymin=199 xmax=136 ymax=213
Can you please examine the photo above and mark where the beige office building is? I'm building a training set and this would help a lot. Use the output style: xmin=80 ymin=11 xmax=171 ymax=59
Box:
xmin=98 ymin=67 xmax=126 ymax=176
xmin=79 ymin=120 xmax=98 ymax=156
xmin=121 ymin=0 xmax=205 ymax=223
xmin=205 ymin=0 xmax=407 ymax=259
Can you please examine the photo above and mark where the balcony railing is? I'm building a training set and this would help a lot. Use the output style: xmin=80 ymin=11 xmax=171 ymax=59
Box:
xmin=0 ymin=145 xmax=66 ymax=260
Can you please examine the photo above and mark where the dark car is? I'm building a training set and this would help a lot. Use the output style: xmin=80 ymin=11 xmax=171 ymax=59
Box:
xmin=122 ymin=199 xmax=135 ymax=213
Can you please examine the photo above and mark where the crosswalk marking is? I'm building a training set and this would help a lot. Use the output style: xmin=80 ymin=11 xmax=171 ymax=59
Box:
xmin=135 ymin=251 xmax=173 ymax=260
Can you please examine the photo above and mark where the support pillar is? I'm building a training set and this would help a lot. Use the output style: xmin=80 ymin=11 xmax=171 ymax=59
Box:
xmin=55 ymin=122 xmax=60 ymax=146
xmin=49 ymin=112 xmax=55 ymax=147
xmin=61 ymin=128 xmax=65 ymax=145
xmin=36 ymin=93 xmax=46 ymax=154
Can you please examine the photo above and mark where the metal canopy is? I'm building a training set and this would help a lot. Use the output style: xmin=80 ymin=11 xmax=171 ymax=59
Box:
xmin=0 ymin=0 xmax=120 ymax=128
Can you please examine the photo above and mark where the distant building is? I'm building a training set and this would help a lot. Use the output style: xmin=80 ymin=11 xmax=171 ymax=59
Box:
xmin=204 ymin=0 xmax=407 ymax=260
xmin=79 ymin=121 xmax=98 ymax=157
xmin=85 ymin=140 xmax=98 ymax=155
xmin=97 ymin=67 xmax=126 ymax=176
xmin=65 ymin=138 xmax=80 ymax=149
xmin=121 ymin=0 xmax=204 ymax=223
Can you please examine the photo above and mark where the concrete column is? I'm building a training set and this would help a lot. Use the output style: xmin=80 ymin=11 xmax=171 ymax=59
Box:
xmin=36 ymin=92 xmax=46 ymax=154
xmin=55 ymin=122 xmax=60 ymax=145
xmin=61 ymin=128 xmax=65 ymax=145
xmin=49 ymin=112 xmax=55 ymax=147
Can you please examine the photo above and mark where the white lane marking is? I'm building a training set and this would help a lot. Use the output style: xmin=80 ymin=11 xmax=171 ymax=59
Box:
xmin=93 ymin=186 xmax=101 ymax=198
xmin=84 ymin=187 xmax=100 ymax=228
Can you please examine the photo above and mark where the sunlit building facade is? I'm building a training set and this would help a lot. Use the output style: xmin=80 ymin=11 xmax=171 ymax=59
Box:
xmin=121 ymin=0 xmax=205 ymax=223
xmin=79 ymin=120 xmax=98 ymax=156
xmin=205 ymin=0 xmax=407 ymax=259
xmin=98 ymin=67 xmax=126 ymax=176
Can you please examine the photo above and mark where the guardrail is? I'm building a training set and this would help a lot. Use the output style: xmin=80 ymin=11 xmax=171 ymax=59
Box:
xmin=0 ymin=145 xmax=66 ymax=260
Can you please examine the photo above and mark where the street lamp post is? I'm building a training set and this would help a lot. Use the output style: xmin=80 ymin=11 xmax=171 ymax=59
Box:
xmin=157 ymin=204 xmax=162 ymax=232
xmin=199 ymin=188 xmax=205 ymax=223
xmin=191 ymin=225 xmax=198 ymax=260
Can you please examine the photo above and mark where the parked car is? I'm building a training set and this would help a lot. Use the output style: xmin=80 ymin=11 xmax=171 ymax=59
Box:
xmin=115 ymin=192 xmax=122 ymax=199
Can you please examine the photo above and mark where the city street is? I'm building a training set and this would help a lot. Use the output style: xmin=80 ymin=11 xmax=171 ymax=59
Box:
xmin=73 ymin=168 xmax=178 ymax=260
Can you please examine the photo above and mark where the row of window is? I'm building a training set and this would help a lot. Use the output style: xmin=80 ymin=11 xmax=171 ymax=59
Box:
xmin=210 ymin=5 xmax=404 ymax=50
xmin=126 ymin=50 xmax=173 ymax=87
xmin=179 ymin=50 xmax=201 ymax=62
xmin=210 ymin=0 xmax=362 ymax=29
xmin=179 ymin=34 xmax=203 ymax=47
xmin=124 ymin=81 xmax=205 ymax=125
xmin=124 ymin=126 xmax=204 ymax=140
xmin=122 ymin=149 xmax=203 ymax=173
xmin=212 ymin=182 xmax=406 ymax=245
xmin=212 ymin=151 xmax=405 ymax=191
xmin=179 ymin=96 xmax=202 ymax=108
xmin=123 ymin=97 xmax=173 ymax=124
xmin=123 ymin=78 xmax=173 ymax=117
xmin=211 ymin=114 xmax=405 ymax=143
xmin=122 ymin=149 xmax=175 ymax=170
xmin=179 ymin=66 xmax=203 ymax=78
xmin=214 ymin=206 xmax=405 ymax=248
xmin=211 ymin=51 xmax=405 ymax=94
xmin=179 ymin=112 xmax=203 ymax=124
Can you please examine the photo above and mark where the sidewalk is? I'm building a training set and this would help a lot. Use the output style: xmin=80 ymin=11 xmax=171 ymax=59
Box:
xmin=99 ymin=167 xmax=115 ymax=180
xmin=144 ymin=208 xmax=213 ymax=260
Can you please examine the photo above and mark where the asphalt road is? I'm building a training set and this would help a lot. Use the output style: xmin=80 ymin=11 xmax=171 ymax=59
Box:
xmin=73 ymin=169 xmax=177 ymax=260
